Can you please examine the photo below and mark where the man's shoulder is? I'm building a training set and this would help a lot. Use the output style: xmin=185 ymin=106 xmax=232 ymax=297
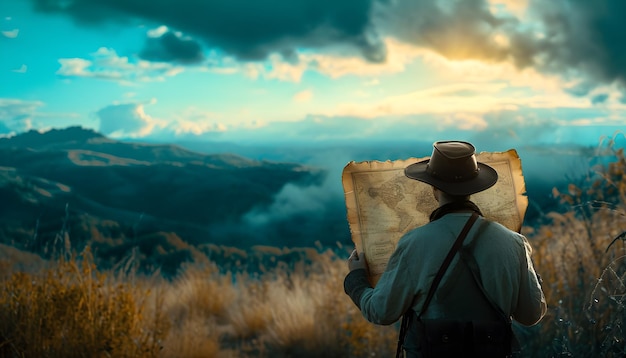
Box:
xmin=474 ymin=217 xmax=528 ymax=250
xmin=480 ymin=217 xmax=524 ymax=237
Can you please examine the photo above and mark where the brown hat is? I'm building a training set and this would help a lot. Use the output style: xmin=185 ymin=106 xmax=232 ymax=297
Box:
xmin=404 ymin=141 xmax=498 ymax=196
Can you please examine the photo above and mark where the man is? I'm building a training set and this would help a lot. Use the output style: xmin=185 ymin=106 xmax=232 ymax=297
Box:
xmin=344 ymin=141 xmax=546 ymax=357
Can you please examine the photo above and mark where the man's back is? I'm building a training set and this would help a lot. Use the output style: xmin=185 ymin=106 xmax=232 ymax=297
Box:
xmin=399 ymin=213 xmax=544 ymax=325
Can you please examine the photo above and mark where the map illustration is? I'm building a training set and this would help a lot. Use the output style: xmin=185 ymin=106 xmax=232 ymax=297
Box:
xmin=342 ymin=150 xmax=528 ymax=285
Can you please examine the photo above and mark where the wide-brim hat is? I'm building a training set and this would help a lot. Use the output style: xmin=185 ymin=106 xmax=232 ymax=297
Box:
xmin=404 ymin=141 xmax=498 ymax=196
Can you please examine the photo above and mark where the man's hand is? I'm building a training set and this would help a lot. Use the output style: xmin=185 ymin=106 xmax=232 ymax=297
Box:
xmin=348 ymin=249 xmax=368 ymax=272
xmin=344 ymin=249 xmax=371 ymax=309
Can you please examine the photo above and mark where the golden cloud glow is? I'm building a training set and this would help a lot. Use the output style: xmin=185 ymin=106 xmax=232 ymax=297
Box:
xmin=293 ymin=90 xmax=313 ymax=103
xmin=310 ymin=40 xmax=626 ymax=125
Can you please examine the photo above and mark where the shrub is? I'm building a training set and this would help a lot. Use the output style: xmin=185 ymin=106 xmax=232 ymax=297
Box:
xmin=528 ymin=133 xmax=626 ymax=357
xmin=0 ymin=250 xmax=169 ymax=357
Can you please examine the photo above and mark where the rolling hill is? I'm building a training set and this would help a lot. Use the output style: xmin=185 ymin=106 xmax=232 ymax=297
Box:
xmin=0 ymin=127 xmax=336 ymax=274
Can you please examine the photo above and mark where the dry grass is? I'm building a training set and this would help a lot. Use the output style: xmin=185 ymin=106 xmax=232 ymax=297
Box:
xmin=527 ymin=210 xmax=626 ymax=356
xmin=0 ymin=247 xmax=396 ymax=357
xmin=526 ymin=135 xmax=626 ymax=357
xmin=0 ymin=249 xmax=169 ymax=357
xmin=1 ymin=222 xmax=623 ymax=357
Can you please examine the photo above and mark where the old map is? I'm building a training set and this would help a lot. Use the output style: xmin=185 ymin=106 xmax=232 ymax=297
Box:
xmin=342 ymin=150 xmax=528 ymax=285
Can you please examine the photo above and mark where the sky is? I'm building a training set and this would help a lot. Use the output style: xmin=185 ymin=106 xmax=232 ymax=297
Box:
xmin=1 ymin=0 xmax=626 ymax=150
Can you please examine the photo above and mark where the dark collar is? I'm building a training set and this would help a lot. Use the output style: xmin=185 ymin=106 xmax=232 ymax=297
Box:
xmin=429 ymin=201 xmax=483 ymax=222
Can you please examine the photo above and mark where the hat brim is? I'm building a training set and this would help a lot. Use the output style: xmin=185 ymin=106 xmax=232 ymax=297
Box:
xmin=404 ymin=159 xmax=498 ymax=196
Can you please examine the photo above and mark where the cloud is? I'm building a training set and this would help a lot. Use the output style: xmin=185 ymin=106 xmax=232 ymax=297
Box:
xmin=233 ymin=149 xmax=351 ymax=246
xmin=140 ymin=29 xmax=204 ymax=64
xmin=0 ymin=98 xmax=43 ymax=134
xmin=231 ymin=38 xmax=426 ymax=82
xmin=243 ymin=182 xmax=330 ymax=227
xmin=1 ymin=29 xmax=19 ymax=38
xmin=242 ymin=53 xmax=309 ymax=82
xmin=167 ymin=121 xmax=227 ymax=137
xmin=488 ymin=0 xmax=530 ymax=18
xmin=293 ymin=90 xmax=313 ymax=103
xmin=591 ymin=93 xmax=610 ymax=105
xmin=166 ymin=107 xmax=228 ymax=136
xmin=96 ymin=101 xmax=165 ymax=138
xmin=12 ymin=64 xmax=27 ymax=73
xmin=440 ymin=113 xmax=488 ymax=131
xmin=298 ymin=38 xmax=422 ymax=79
xmin=31 ymin=0 xmax=386 ymax=63
xmin=522 ymin=0 xmax=626 ymax=89
xmin=379 ymin=0 xmax=513 ymax=63
xmin=147 ymin=25 xmax=168 ymax=38
xmin=57 ymin=47 xmax=185 ymax=83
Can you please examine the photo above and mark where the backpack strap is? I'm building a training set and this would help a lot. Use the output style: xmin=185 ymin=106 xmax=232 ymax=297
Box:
xmin=395 ymin=212 xmax=479 ymax=358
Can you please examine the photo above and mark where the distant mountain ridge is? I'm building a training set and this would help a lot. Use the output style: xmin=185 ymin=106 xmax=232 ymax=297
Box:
xmin=0 ymin=126 xmax=107 ymax=149
xmin=0 ymin=127 xmax=332 ymax=274
xmin=0 ymin=126 xmax=266 ymax=168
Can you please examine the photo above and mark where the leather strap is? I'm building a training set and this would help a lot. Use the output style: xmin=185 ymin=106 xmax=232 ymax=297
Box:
xmin=418 ymin=212 xmax=479 ymax=318
xmin=395 ymin=212 xmax=479 ymax=357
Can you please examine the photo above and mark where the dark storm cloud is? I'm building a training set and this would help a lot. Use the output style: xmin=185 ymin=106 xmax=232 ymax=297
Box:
xmin=525 ymin=0 xmax=626 ymax=88
xmin=140 ymin=31 xmax=204 ymax=64
xmin=384 ymin=0 xmax=626 ymax=89
xmin=30 ymin=0 xmax=385 ymax=63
